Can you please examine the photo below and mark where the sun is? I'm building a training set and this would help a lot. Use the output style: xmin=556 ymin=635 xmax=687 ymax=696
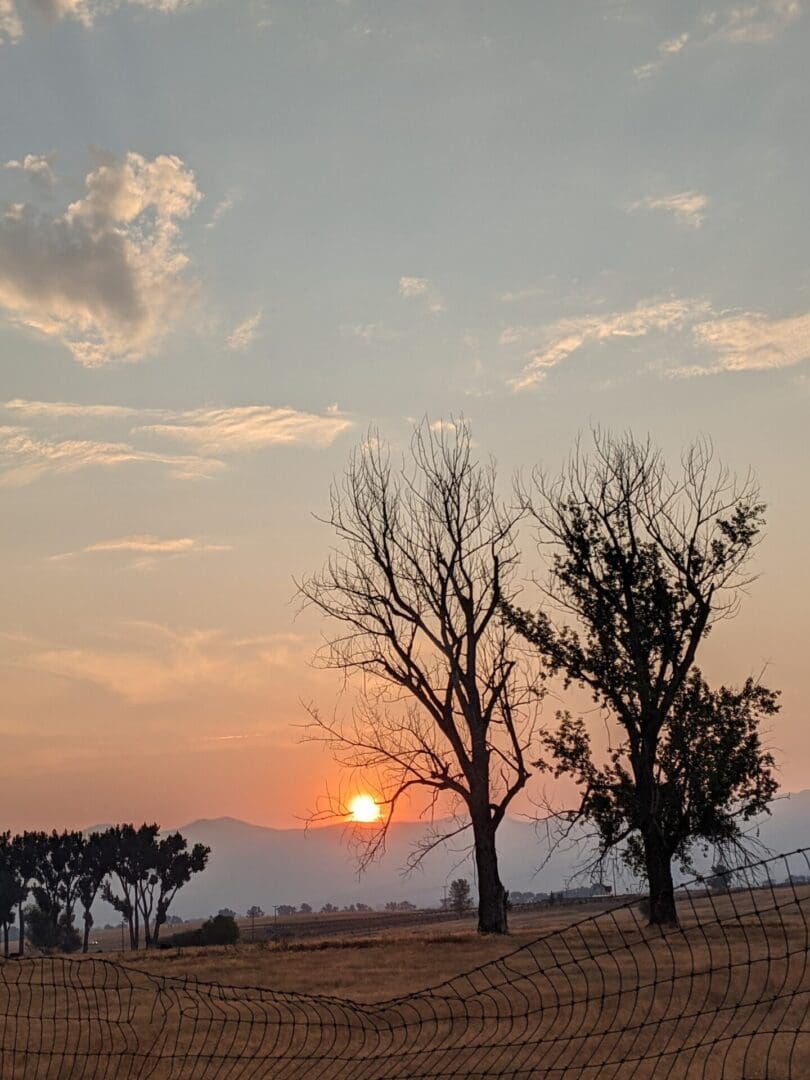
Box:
xmin=348 ymin=794 xmax=380 ymax=823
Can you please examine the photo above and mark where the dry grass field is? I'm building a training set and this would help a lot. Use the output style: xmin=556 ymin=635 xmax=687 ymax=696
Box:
xmin=1 ymin=887 xmax=808 ymax=1078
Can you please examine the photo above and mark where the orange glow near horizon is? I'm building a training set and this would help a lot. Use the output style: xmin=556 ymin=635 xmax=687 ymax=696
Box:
xmin=348 ymin=794 xmax=381 ymax=824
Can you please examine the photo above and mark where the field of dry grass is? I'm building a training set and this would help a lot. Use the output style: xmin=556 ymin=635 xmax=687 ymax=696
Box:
xmin=1 ymin=888 xmax=808 ymax=1077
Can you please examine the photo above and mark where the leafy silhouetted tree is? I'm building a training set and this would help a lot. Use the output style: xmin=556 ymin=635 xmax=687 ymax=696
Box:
xmin=103 ymin=825 xmax=208 ymax=949
xmin=0 ymin=833 xmax=27 ymax=958
xmin=707 ymin=861 xmax=735 ymax=893
xmin=246 ymin=905 xmax=264 ymax=941
xmin=11 ymin=832 xmax=36 ymax=956
xmin=448 ymin=878 xmax=473 ymax=915
xmin=25 ymin=903 xmax=81 ymax=953
xmin=102 ymin=825 xmax=151 ymax=950
xmin=299 ymin=419 xmax=541 ymax=934
xmin=504 ymin=431 xmax=778 ymax=926
xmin=147 ymin=833 xmax=209 ymax=948
xmin=27 ymin=830 xmax=84 ymax=939
xmin=76 ymin=832 xmax=111 ymax=954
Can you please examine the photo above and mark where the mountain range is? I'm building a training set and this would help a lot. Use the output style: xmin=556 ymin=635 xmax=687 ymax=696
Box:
xmin=90 ymin=790 xmax=810 ymax=922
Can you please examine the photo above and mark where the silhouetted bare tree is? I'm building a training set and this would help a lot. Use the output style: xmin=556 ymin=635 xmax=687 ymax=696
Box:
xmin=299 ymin=419 xmax=541 ymax=933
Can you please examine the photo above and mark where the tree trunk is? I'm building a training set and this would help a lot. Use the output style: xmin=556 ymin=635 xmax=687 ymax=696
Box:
xmin=644 ymin=831 xmax=677 ymax=926
xmin=3 ymin=924 xmax=8 ymax=958
xmin=17 ymin=904 xmax=25 ymax=956
xmin=83 ymin=912 xmax=92 ymax=954
xmin=472 ymin=814 xmax=508 ymax=934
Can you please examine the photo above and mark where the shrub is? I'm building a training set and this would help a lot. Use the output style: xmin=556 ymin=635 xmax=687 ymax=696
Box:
xmin=160 ymin=914 xmax=240 ymax=950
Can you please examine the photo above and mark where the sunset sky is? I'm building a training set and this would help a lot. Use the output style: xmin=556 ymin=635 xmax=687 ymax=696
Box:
xmin=1 ymin=0 xmax=809 ymax=832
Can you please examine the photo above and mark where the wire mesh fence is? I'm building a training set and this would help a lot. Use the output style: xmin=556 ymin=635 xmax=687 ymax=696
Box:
xmin=1 ymin=848 xmax=809 ymax=1078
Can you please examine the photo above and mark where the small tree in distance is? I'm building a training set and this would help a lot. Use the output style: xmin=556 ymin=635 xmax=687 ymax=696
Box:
xmin=448 ymin=878 xmax=473 ymax=915
xmin=246 ymin=905 xmax=264 ymax=942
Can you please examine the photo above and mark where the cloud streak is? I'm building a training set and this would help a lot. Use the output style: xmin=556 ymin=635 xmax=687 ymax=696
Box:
xmin=21 ymin=622 xmax=309 ymax=705
xmin=226 ymin=309 xmax=263 ymax=350
xmin=507 ymin=299 xmax=810 ymax=388
xmin=2 ymin=0 xmax=204 ymax=43
xmin=509 ymin=299 xmax=705 ymax=390
xmin=629 ymin=191 xmax=709 ymax=229
xmin=0 ymin=0 xmax=22 ymax=43
xmin=0 ymin=427 xmax=222 ymax=486
xmin=399 ymin=276 xmax=446 ymax=314
xmin=138 ymin=405 xmax=352 ymax=453
xmin=692 ymin=311 xmax=810 ymax=372
xmin=634 ymin=2 xmax=803 ymax=78
xmin=52 ymin=534 xmax=232 ymax=562
xmin=0 ymin=399 xmax=353 ymax=484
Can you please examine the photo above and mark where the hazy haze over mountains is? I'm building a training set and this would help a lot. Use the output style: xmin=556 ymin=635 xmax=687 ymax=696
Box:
xmin=94 ymin=790 xmax=810 ymax=922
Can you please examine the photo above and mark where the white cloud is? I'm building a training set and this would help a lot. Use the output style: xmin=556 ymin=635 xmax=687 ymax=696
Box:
xmin=346 ymin=322 xmax=398 ymax=342
xmin=634 ymin=32 xmax=689 ymax=79
xmin=205 ymin=189 xmax=240 ymax=230
xmin=510 ymin=299 xmax=706 ymax=390
xmin=399 ymin=275 xmax=446 ymax=314
xmin=0 ymin=427 xmax=222 ymax=486
xmin=137 ymin=404 xmax=352 ymax=453
xmin=226 ymin=309 xmax=263 ymax=350
xmin=500 ymin=284 xmax=547 ymax=304
xmin=4 ymin=154 xmax=56 ymax=186
xmin=0 ymin=398 xmax=353 ymax=483
xmin=629 ymin=191 xmax=709 ymax=229
xmin=3 ymin=399 xmax=140 ymax=420
xmin=633 ymin=3 xmax=801 ymax=78
xmin=693 ymin=310 xmax=810 ymax=371
xmin=52 ymin=534 xmax=231 ymax=565
xmin=0 ymin=151 xmax=201 ymax=365
xmin=0 ymin=0 xmax=22 ymax=43
xmin=21 ymin=0 xmax=202 ymax=32
xmin=720 ymin=1 xmax=802 ymax=43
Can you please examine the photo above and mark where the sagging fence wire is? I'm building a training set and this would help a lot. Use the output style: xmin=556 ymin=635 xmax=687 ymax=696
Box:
xmin=1 ymin=848 xmax=809 ymax=1078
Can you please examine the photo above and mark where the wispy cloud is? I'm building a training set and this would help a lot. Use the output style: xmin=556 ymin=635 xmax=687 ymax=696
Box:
xmin=137 ymin=404 xmax=352 ymax=453
xmin=205 ymin=188 xmax=240 ymax=230
xmin=500 ymin=284 xmax=547 ymax=304
xmin=3 ymin=0 xmax=204 ymax=43
xmin=399 ymin=276 xmax=446 ymax=314
xmin=346 ymin=322 xmax=398 ymax=343
xmin=720 ymin=0 xmax=802 ymax=43
xmin=509 ymin=299 xmax=706 ymax=390
xmin=0 ymin=399 xmax=353 ymax=484
xmin=20 ymin=622 xmax=309 ymax=705
xmin=3 ymin=399 xmax=140 ymax=420
xmin=633 ymin=3 xmax=802 ymax=79
xmin=0 ymin=151 xmax=201 ymax=365
xmin=0 ymin=0 xmax=23 ymax=44
xmin=506 ymin=298 xmax=810 ymax=388
xmin=4 ymin=153 xmax=57 ymax=187
xmin=226 ymin=309 xmax=263 ymax=350
xmin=634 ymin=32 xmax=689 ymax=79
xmin=0 ymin=427 xmax=222 ymax=486
xmin=629 ymin=191 xmax=709 ymax=229
xmin=52 ymin=534 xmax=232 ymax=564
xmin=692 ymin=310 xmax=810 ymax=372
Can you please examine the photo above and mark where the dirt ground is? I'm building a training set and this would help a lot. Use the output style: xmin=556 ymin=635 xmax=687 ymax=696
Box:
xmin=1 ymin=888 xmax=808 ymax=1078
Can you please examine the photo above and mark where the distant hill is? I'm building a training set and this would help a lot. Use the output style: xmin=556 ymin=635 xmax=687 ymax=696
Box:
xmin=90 ymin=789 xmax=809 ymax=922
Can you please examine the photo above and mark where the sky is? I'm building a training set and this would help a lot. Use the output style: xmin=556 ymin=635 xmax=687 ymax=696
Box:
xmin=1 ymin=0 xmax=809 ymax=832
